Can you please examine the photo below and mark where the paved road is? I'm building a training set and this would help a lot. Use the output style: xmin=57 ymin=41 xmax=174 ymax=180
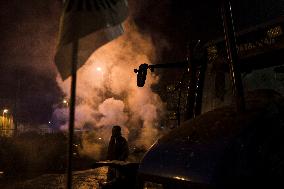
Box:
xmin=4 ymin=167 xmax=108 ymax=189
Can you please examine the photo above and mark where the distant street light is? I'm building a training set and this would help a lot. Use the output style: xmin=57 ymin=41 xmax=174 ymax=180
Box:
xmin=2 ymin=109 xmax=9 ymax=128
xmin=3 ymin=109 xmax=8 ymax=114
xmin=63 ymin=99 xmax=69 ymax=107
xmin=96 ymin=67 xmax=102 ymax=72
xmin=96 ymin=67 xmax=105 ymax=100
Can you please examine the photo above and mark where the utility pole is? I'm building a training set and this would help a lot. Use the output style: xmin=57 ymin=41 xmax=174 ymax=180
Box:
xmin=221 ymin=0 xmax=246 ymax=112
xmin=14 ymin=77 xmax=20 ymax=136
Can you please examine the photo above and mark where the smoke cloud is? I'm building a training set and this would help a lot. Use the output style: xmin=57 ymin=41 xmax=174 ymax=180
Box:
xmin=53 ymin=18 xmax=165 ymax=160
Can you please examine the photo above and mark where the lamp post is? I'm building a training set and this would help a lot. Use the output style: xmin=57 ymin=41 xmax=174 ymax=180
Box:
xmin=96 ymin=67 xmax=104 ymax=84
xmin=96 ymin=66 xmax=105 ymax=100
xmin=63 ymin=99 xmax=69 ymax=107
xmin=2 ymin=109 xmax=8 ymax=128
xmin=96 ymin=67 xmax=102 ymax=72
xmin=3 ymin=109 xmax=8 ymax=115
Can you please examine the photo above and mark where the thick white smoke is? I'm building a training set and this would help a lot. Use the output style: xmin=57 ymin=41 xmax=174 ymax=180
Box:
xmin=53 ymin=20 xmax=165 ymax=160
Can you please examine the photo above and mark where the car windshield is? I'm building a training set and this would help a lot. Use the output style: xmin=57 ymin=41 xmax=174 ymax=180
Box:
xmin=202 ymin=64 xmax=284 ymax=113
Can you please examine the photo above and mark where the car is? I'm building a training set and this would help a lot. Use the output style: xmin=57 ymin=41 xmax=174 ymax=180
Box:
xmin=135 ymin=0 xmax=284 ymax=188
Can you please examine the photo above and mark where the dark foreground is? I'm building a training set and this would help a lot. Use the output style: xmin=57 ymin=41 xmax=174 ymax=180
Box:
xmin=0 ymin=167 xmax=108 ymax=189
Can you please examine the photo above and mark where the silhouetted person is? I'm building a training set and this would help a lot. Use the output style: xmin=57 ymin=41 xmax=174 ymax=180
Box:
xmin=106 ymin=125 xmax=129 ymax=183
xmin=107 ymin=125 xmax=129 ymax=161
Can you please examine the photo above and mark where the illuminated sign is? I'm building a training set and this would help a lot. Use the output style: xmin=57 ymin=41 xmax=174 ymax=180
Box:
xmin=207 ymin=25 xmax=284 ymax=60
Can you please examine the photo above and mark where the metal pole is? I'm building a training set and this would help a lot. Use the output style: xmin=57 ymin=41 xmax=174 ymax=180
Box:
xmin=67 ymin=40 xmax=78 ymax=189
xmin=194 ymin=56 xmax=207 ymax=117
xmin=14 ymin=78 xmax=20 ymax=136
xmin=185 ymin=57 xmax=197 ymax=120
xmin=221 ymin=0 xmax=245 ymax=112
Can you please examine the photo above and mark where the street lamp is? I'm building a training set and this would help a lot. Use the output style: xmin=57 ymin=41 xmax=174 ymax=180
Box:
xmin=2 ymin=109 xmax=8 ymax=128
xmin=96 ymin=67 xmax=102 ymax=72
xmin=96 ymin=66 xmax=106 ymax=100
xmin=96 ymin=67 xmax=104 ymax=82
xmin=63 ymin=99 xmax=69 ymax=107
xmin=3 ymin=109 xmax=8 ymax=115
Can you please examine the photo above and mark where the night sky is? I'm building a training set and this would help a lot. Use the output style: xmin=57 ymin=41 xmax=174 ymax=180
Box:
xmin=0 ymin=0 xmax=194 ymax=125
xmin=1 ymin=0 xmax=284 ymax=124
xmin=0 ymin=0 xmax=63 ymax=124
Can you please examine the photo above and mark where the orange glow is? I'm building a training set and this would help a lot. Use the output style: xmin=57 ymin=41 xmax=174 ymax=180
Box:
xmin=55 ymin=20 xmax=165 ymax=159
xmin=96 ymin=67 xmax=102 ymax=72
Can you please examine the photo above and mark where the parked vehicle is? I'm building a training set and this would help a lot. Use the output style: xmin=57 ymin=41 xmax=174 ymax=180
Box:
xmin=136 ymin=0 xmax=284 ymax=188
